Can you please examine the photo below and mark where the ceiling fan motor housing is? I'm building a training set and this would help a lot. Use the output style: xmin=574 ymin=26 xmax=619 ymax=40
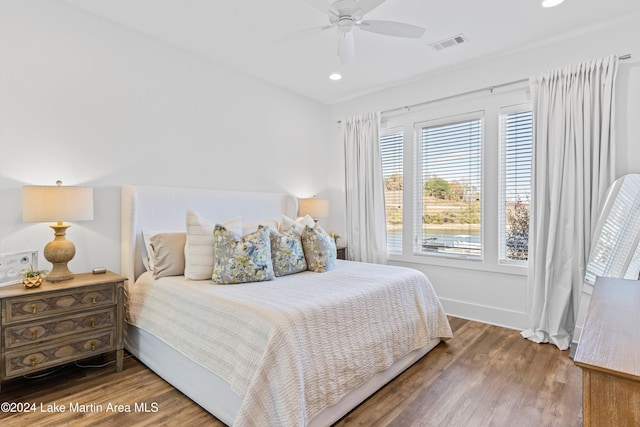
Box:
xmin=337 ymin=16 xmax=356 ymax=33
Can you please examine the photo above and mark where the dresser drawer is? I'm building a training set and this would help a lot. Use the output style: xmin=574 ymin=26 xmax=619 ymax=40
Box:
xmin=3 ymin=284 xmax=116 ymax=324
xmin=3 ymin=330 xmax=115 ymax=379
xmin=3 ymin=307 xmax=116 ymax=349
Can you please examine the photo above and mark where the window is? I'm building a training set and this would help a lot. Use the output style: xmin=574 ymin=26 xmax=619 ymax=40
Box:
xmin=499 ymin=106 xmax=532 ymax=262
xmin=414 ymin=113 xmax=483 ymax=258
xmin=379 ymin=85 xmax=531 ymax=273
xmin=381 ymin=128 xmax=404 ymax=253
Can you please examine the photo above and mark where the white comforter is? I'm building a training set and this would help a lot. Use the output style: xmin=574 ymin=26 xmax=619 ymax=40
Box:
xmin=127 ymin=260 xmax=452 ymax=426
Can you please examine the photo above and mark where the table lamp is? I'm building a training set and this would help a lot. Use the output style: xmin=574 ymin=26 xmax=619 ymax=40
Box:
xmin=299 ymin=197 xmax=330 ymax=222
xmin=22 ymin=180 xmax=94 ymax=282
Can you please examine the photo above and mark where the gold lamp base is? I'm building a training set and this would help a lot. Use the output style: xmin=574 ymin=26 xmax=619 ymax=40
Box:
xmin=44 ymin=223 xmax=76 ymax=282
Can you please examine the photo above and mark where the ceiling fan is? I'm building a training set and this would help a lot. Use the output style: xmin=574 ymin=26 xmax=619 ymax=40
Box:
xmin=301 ymin=0 xmax=425 ymax=64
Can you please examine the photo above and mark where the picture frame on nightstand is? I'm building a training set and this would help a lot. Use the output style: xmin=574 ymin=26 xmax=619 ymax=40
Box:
xmin=0 ymin=250 xmax=38 ymax=287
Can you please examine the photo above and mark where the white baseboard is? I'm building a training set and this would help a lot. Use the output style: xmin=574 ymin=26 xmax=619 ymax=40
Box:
xmin=440 ymin=298 xmax=528 ymax=331
xmin=569 ymin=325 xmax=583 ymax=359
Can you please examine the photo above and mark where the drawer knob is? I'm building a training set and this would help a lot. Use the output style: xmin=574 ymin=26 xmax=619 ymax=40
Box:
xmin=32 ymin=304 xmax=37 ymax=314
xmin=30 ymin=356 xmax=37 ymax=367
xmin=31 ymin=330 xmax=37 ymax=340
xmin=91 ymin=296 xmax=97 ymax=304
xmin=90 ymin=317 xmax=96 ymax=327
xmin=90 ymin=342 xmax=96 ymax=351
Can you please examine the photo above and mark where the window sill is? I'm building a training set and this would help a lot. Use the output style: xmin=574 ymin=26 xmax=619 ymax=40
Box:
xmin=387 ymin=253 xmax=528 ymax=276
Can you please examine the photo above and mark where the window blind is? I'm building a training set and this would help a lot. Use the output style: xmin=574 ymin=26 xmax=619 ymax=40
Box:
xmin=585 ymin=175 xmax=640 ymax=286
xmin=414 ymin=114 xmax=483 ymax=258
xmin=380 ymin=129 xmax=403 ymax=253
xmin=499 ymin=107 xmax=532 ymax=262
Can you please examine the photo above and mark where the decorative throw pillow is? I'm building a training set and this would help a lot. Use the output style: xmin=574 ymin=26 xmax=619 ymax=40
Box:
xmin=212 ymin=225 xmax=275 ymax=284
xmin=149 ymin=232 xmax=186 ymax=278
xmin=301 ymin=225 xmax=337 ymax=273
xmin=269 ymin=227 xmax=307 ymax=277
xmin=184 ymin=210 xmax=242 ymax=280
xmin=141 ymin=230 xmax=158 ymax=272
xmin=280 ymin=214 xmax=316 ymax=234
xmin=243 ymin=218 xmax=280 ymax=236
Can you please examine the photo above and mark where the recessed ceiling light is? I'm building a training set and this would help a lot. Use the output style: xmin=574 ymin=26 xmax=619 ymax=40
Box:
xmin=541 ymin=0 xmax=564 ymax=7
xmin=329 ymin=73 xmax=342 ymax=81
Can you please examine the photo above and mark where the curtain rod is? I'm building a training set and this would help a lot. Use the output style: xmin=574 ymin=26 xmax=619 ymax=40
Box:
xmin=381 ymin=77 xmax=528 ymax=117
xmin=337 ymin=53 xmax=631 ymax=124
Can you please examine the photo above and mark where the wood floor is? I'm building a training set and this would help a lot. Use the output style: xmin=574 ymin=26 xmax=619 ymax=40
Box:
xmin=0 ymin=317 xmax=582 ymax=426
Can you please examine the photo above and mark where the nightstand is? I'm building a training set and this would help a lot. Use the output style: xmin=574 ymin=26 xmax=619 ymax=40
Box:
xmin=337 ymin=246 xmax=347 ymax=260
xmin=0 ymin=271 xmax=125 ymax=391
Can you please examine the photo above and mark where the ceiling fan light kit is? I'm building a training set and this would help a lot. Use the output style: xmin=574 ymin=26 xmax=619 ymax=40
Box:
xmin=338 ymin=32 xmax=355 ymax=64
xmin=302 ymin=0 xmax=426 ymax=64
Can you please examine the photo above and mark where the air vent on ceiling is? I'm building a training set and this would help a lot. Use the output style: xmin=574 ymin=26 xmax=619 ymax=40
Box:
xmin=430 ymin=34 xmax=468 ymax=51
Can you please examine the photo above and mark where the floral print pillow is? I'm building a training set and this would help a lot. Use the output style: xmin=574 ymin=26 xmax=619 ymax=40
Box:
xmin=301 ymin=225 xmax=337 ymax=273
xmin=212 ymin=225 xmax=274 ymax=284
xmin=269 ymin=227 xmax=307 ymax=276
xmin=280 ymin=214 xmax=316 ymax=234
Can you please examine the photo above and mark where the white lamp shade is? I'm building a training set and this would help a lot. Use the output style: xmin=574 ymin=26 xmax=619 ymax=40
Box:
xmin=299 ymin=198 xmax=330 ymax=219
xmin=23 ymin=185 xmax=94 ymax=223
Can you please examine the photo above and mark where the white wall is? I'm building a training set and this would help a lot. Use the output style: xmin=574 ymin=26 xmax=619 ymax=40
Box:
xmin=0 ymin=0 xmax=330 ymax=276
xmin=328 ymin=18 xmax=640 ymax=330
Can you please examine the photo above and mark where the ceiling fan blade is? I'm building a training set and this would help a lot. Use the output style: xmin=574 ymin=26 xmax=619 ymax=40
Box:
xmin=354 ymin=0 xmax=386 ymax=17
xmin=278 ymin=24 xmax=334 ymax=43
xmin=338 ymin=31 xmax=355 ymax=64
xmin=302 ymin=0 xmax=339 ymax=17
xmin=359 ymin=20 xmax=425 ymax=38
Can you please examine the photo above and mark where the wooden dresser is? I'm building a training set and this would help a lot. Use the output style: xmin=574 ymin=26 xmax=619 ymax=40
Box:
xmin=0 ymin=271 xmax=125 ymax=391
xmin=574 ymin=276 xmax=640 ymax=426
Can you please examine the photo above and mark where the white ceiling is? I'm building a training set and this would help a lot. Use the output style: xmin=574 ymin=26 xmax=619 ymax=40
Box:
xmin=63 ymin=0 xmax=640 ymax=104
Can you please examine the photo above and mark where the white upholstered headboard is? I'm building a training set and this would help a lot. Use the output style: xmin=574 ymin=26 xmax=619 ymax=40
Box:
xmin=121 ymin=185 xmax=298 ymax=284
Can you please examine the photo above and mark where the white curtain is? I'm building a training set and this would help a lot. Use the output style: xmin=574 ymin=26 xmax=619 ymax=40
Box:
xmin=344 ymin=112 xmax=387 ymax=264
xmin=522 ymin=55 xmax=619 ymax=350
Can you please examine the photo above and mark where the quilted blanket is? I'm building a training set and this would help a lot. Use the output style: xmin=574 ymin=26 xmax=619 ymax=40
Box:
xmin=127 ymin=260 xmax=452 ymax=426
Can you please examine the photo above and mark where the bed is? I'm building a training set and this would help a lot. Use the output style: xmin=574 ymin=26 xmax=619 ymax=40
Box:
xmin=121 ymin=185 xmax=452 ymax=426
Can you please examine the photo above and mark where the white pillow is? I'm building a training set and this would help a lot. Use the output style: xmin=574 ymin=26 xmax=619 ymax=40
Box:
xmin=184 ymin=210 xmax=242 ymax=280
xmin=280 ymin=214 xmax=316 ymax=234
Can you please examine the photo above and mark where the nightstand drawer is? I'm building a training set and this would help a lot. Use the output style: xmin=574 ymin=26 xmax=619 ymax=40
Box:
xmin=3 ymin=330 xmax=115 ymax=379
xmin=3 ymin=284 xmax=116 ymax=324
xmin=4 ymin=307 xmax=116 ymax=349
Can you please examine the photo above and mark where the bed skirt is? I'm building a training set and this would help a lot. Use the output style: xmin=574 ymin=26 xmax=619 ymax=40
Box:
xmin=125 ymin=323 xmax=441 ymax=426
